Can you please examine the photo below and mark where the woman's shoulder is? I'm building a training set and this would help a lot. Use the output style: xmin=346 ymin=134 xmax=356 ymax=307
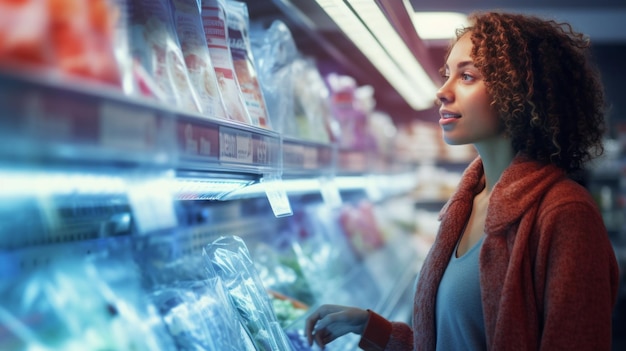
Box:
xmin=537 ymin=176 xmax=603 ymax=223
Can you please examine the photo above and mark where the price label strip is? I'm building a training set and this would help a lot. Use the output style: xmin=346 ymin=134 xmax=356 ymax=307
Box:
xmin=219 ymin=126 xmax=253 ymax=164
xmin=99 ymin=102 xmax=158 ymax=153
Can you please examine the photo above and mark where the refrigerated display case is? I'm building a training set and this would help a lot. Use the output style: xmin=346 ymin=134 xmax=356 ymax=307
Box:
xmin=0 ymin=0 xmax=449 ymax=349
xmin=0 ymin=67 xmax=430 ymax=350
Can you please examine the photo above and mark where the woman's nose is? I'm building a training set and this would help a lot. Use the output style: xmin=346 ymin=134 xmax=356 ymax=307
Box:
xmin=436 ymin=83 xmax=453 ymax=105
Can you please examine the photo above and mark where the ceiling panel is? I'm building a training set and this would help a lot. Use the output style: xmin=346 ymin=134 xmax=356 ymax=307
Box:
xmin=408 ymin=0 xmax=626 ymax=43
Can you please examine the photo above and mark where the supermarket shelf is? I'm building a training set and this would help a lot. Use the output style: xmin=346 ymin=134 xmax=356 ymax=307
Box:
xmin=0 ymin=70 xmax=409 ymax=179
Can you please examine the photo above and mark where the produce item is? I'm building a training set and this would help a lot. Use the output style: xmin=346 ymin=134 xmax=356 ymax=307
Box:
xmin=136 ymin=238 xmax=252 ymax=351
xmin=268 ymin=289 xmax=308 ymax=328
xmin=225 ymin=0 xmax=271 ymax=129
xmin=170 ymin=0 xmax=228 ymax=119
xmin=0 ymin=252 xmax=174 ymax=351
xmin=204 ymin=235 xmax=292 ymax=351
xmin=128 ymin=0 xmax=201 ymax=113
xmin=0 ymin=0 xmax=123 ymax=86
xmin=200 ymin=0 xmax=252 ymax=124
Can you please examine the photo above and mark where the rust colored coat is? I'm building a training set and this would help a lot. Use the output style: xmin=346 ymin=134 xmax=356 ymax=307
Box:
xmin=359 ymin=155 xmax=619 ymax=350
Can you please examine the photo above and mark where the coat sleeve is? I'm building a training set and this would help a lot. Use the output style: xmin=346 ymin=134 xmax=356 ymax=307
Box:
xmin=358 ymin=310 xmax=414 ymax=351
xmin=536 ymin=196 xmax=619 ymax=350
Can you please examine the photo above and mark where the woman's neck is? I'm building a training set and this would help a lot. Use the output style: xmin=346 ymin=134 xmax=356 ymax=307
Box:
xmin=474 ymin=138 xmax=515 ymax=193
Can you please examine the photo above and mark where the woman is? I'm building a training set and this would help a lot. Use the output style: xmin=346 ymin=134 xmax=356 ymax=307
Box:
xmin=305 ymin=11 xmax=619 ymax=350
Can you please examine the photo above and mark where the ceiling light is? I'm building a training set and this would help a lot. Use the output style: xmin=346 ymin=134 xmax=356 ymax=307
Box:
xmin=315 ymin=0 xmax=438 ymax=110
xmin=347 ymin=0 xmax=438 ymax=109
xmin=405 ymin=5 xmax=469 ymax=41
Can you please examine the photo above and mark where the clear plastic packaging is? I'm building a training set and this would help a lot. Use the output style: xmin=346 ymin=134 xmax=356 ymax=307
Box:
xmin=170 ymin=0 xmax=229 ymax=120
xmin=203 ymin=235 xmax=293 ymax=351
xmin=0 ymin=251 xmax=175 ymax=351
xmin=250 ymin=20 xmax=299 ymax=135
xmin=291 ymin=57 xmax=336 ymax=143
xmin=200 ymin=0 xmax=252 ymax=124
xmin=225 ymin=0 xmax=271 ymax=129
xmin=128 ymin=0 xmax=202 ymax=113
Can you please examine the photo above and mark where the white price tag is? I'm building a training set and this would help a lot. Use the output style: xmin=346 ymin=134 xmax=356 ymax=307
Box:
xmin=127 ymin=177 xmax=177 ymax=235
xmin=365 ymin=175 xmax=383 ymax=202
xmin=261 ymin=173 xmax=292 ymax=218
xmin=319 ymin=176 xmax=342 ymax=208
xmin=219 ymin=127 xmax=253 ymax=163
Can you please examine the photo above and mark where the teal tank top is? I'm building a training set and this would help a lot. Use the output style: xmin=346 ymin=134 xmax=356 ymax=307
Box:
xmin=435 ymin=235 xmax=486 ymax=350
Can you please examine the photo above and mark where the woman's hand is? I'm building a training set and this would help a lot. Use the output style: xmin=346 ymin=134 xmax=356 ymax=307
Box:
xmin=305 ymin=304 xmax=369 ymax=349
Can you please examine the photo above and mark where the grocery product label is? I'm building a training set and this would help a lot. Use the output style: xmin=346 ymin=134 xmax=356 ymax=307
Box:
xmin=99 ymin=102 xmax=158 ymax=152
xmin=128 ymin=0 xmax=201 ymax=113
xmin=176 ymin=120 xmax=220 ymax=159
xmin=218 ymin=126 xmax=252 ymax=163
xmin=302 ymin=145 xmax=318 ymax=169
xmin=282 ymin=142 xmax=305 ymax=169
xmin=252 ymin=133 xmax=278 ymax=166
xmin=226 ymin=1 xmax=271 ymax=129
xmin=171 ymin=0 xmax=228 ymax=119
xmin=201 ymin=0 xmax=251 ymax=124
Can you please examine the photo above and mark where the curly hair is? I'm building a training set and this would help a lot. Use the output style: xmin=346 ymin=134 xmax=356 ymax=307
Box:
xmin=448 ymin=12 xmax=606 ymax=173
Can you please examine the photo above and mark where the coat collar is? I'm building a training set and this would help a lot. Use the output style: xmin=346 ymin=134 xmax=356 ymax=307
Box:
xmin=439 ymin=154 xmax=566 ymax=234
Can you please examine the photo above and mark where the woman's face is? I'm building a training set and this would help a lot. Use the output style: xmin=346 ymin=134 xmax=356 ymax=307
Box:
xmin=436 ymin=33 xmax=502 ymax=147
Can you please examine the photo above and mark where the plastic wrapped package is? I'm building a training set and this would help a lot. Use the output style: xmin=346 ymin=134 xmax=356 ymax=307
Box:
xmin=200 ymin=0 xmax=252 ymax=124
xmin=128 ymin=0 xmax=202 ymax=113
xmin=135 ymin=237 xmax=254 ymax=351
xmin=170 ymin=0 xmax=229 ymax=120
xmin=291 ymin=57 xmax=337 ymax=143
xmin=0 ymin=251 xmax=175 ymax=351
xmin=278 ymin=205 xmax=363 ymax=307
xmin=149 ymin=286 xmax=217 ymax=351
xmin=0 ymin=0 xmax=124 ymax=87
xmin=250 ymin=20 xmax=299 ymax=135
xmin=338 ymin=200 xmax=386 ymax=259
xmin=225 ymin=0 xmax=271 ymax=129
xmin=326 ymin=73 xmax=378 ymax=151
xmin=203 ymin=235 xmax=293 ymax=351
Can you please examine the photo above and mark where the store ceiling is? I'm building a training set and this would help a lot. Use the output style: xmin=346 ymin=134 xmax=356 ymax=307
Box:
xmin=248 ymin=0 xmax=626 ymax=125
xmin=408 ymin=0 xmax=626 ymax=44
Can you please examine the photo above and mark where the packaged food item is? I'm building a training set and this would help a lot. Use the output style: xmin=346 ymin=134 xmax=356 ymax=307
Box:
xmin=225 ymin=0 xmax=271 ymax=129
xmin=327 ymin=74 xmax=378 ymax=151
xmin=200 ymin=0 xmax=252 ymax=124
xmin=170 ymin=0 xmax=228 ymax=120
xmin=250 ymin=20 xmax=299 ymax=135
xmin=0 ymin=252 xmax=175 ymax=351
xmin=128 ymin=0 xmax=201 ymax=113
xmin=203 ymin=235 xmax=292 ymax=351
xmin=291 ymin=57 xmax=336 ymax=143
xmin=0 ymin=0 xmax=123 ymax=87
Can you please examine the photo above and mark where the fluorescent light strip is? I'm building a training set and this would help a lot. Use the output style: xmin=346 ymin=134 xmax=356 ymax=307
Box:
xmin=347 ymin=0 xmax=438 ymax=103
xmin=402 ymin=0 xmax=469 ymax=41
xmin=316 ymin=0 xmax=435 ymax=110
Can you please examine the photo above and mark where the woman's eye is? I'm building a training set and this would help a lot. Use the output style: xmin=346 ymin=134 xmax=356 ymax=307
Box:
xmin=461 ymin=73 xmax=474 ymax=81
